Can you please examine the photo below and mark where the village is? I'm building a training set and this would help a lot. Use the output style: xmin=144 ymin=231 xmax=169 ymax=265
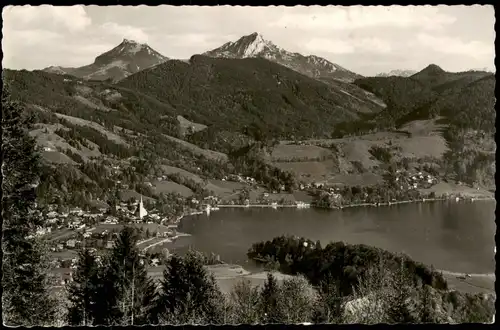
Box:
xmin=40 ymin=165 xmax=472 ymax=287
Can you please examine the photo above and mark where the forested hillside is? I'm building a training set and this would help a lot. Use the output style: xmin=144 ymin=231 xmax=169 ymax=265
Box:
xmin=118 ymin=55 xmax=383 ymax=141
xmin=348 ymin=66 xmax=495 ymax=188
xmin=352 ymin=65 xmax=494 ymax=130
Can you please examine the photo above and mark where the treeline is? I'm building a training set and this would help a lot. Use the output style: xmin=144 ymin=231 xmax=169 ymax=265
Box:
xmin=137 ymin=133 xmax=233 ymax=180
xmin=36 ymin=163 xmax=106 ymax=208
xmin=247 ymin=235 xmax=448 ymax=296
xmin=245 ymin=236 xmax=494 ymax=323
xmin=230 ymin=143 xmax=296 ymax=192
xmin=63 ymin=227 xmax=317 ymax=325
xmin=60 ymin=230 xmax=494 ymax=326
xmin=55 ymin=120 xmax=134 ymax=159
xmin=165 ymin=173 xmax=210 ymax=197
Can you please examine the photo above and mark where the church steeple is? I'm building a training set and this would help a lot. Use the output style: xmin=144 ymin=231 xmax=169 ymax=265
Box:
xmin=136 ymin=196 xmax=148 ymax=220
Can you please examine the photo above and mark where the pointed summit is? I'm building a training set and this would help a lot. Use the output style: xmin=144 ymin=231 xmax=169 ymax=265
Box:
xmin=204 ymin=32 xmax=276 ymax=59
xmin=203 ymin=33 xmax=362 ymax=82
xmin=410 ymin=64 xmax=447 ymax=81
xmin=44 ymin=39 xmax=168 ymax=82
xmin=419 ymin=64 xmax=445 ymax=75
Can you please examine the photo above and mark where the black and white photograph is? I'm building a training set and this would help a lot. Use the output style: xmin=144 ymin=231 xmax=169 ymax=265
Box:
xmin=1 ymin=4 xmax=496 ymax=326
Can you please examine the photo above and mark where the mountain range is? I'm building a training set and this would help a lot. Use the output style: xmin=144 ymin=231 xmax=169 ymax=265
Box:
xmin=203 ymin=32 xmax=362 ymax=83
xmin=4 ymin=32 xmax=495 ymax=194
xmin=375 ymin=69 xmax=417 ymax=77
xmin=43 ymin=39 xmax=168 ymax=82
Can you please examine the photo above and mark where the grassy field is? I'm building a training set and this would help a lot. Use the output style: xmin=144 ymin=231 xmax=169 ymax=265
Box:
xmin=152 ymin=180 xmax=194 ymax=197
xmin=399 ymin=117 xmax=447 ymax=136
xmin=177 ymin=115 xmax=208 ymax=135
xmin=206 ymin=180 xmax=248 ymax=200
xmin=419 ymin=182 xmax=495 ymax=199
xmin=54 ymin=113 xmax=129 ymax=146
xmin=41 ymin=150 xmax=78 ymax=165
xmin=119 ymin=189 xmax=156 ymax=202
xmin=147 ymin=264 xmax=294 ymax=294
xmin=270 ymin=144 xmax=333 ymax=162
xmin=273 ymin=161 xmax=338 ymax=184
xmin=159 ymin=165 xmax=205 ymax=184
xmin=163 ymin=134 xmax=228 ymax=162
xmin=326 ymin=173 xmax=384 ymax=187
xmin=30 ymin=123 xmax=101 ymax=162
xmin=272 ymin=123 xmax=449 ymax=186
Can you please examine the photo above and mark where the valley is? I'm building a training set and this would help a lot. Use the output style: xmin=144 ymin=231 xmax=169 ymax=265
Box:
xmin=2 ymin=11 xmax=496 ymax=325
xmin=3 ymin=38 xmax=495 ymax=273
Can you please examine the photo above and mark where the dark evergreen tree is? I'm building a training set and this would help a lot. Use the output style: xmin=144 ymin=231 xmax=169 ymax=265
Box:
xmin=385 ymin=258 xmax=418 ymax=324
xmin=94 ymin=227 xmax=157 ymax=325
xmin=418 ymin=284 xmax=437 ymax=323
xmin=314 ymin=274 xmax=345 ymax=323
xmin=154 ymin=251 xmax=224 ymax=324
xmin=259 ymin=272 xmax=283 ymax=323
xmin=1 ymin=88 xmax=57 ymax=326
xmin=67 ymin=248 xmax=101 ymax=325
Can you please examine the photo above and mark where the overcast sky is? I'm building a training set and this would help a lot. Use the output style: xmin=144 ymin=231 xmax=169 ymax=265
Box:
xmin=2 ymin=5 xmax=495 ymax=76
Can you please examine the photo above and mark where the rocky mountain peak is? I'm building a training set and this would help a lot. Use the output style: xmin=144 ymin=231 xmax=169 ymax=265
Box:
xmin=204 ymin=33 xmax=362 ymax=82
xmin=43 ymin=39 xmax=168 ymax=82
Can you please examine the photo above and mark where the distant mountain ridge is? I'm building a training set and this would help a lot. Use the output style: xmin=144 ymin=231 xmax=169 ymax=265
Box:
xmin=376 ymin=69 xmax=417 ymax=77
xmin=204 ymin=32 xmax=362 ymax=83
xmin=43 ymin=39 xmax=168 ymax=82
xmin=354 ymin=64 xmax=495 ymax=130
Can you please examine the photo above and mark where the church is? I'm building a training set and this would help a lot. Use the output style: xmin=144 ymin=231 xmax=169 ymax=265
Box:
xmin=134 ymin=196 xmax=148 ymax=220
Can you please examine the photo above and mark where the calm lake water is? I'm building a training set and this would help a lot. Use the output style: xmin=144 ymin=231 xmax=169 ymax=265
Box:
xmin=167 ymin=201 xmax=496 ymax=274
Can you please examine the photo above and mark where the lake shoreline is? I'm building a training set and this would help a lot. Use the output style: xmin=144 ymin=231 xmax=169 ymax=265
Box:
xmin=213 ymin=195 xmax=494 ymax=212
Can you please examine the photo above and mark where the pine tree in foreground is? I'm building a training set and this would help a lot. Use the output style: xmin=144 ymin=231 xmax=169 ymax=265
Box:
xmin=417 ymin=283 xmax=438 ymax=323
xmin=258 ymin=272 xmax=283 ymax=324
xmin=385 ymin=258 xmax=418 ymax=324
xmin=313 ymin=274 xmax=346 ymax=324
xmin=154 ymin=251 xmax=224 ymax=325
xmin=1 ymin=88 xmax=57 ymax=326
xmin=67 ymin=248 xmax=101 ymax=326
xmin=95 ymin=226 xmax=157 ymax=326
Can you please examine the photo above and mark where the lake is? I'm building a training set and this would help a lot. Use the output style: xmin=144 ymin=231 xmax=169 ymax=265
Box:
xmin=166 ymin=200 xmax=496 ymax=274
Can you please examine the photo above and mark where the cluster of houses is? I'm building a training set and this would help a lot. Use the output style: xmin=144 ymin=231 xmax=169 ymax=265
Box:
xmin=37 ymin=205 xmax=108 ymax=238
xmin=222 ymin=174 xmax=256 ymax=185
xmin=112 ymin=197 xmax=174 ymax=224
xmin=393 ymin=170 xmax=437 ymax=190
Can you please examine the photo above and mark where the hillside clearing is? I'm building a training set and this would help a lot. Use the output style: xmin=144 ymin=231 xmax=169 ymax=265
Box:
xmin=159 ymin=165 xmax=205 ymax=184
xmin=273 ymin=161 xmax=338 ymax=183
xmin=419 ymin=182 xmax=494 ymax=199
xmin=399 ymin=117 xmax=447 ymax=136
xmin=54 ymin=113 xmax=129 ymax=146
xmin=41 ymin=150 xmax=78 ymax=165
xmin=147 ymin=264 xmax=294 ymax=295
xmin=152 ymin=180 xmax=194 ymax=197
xmin=118 ymin=190 xmax=156 ymax=202
xmin=30 ymin=123 xmax=102 ymax=160
xmin=163 ymin=134 xmax=228 ymax=162
xmin=177 ymin=115 xmax=208 ymax=135
xmin=270 ymin=144 xmax=333 ymax=162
